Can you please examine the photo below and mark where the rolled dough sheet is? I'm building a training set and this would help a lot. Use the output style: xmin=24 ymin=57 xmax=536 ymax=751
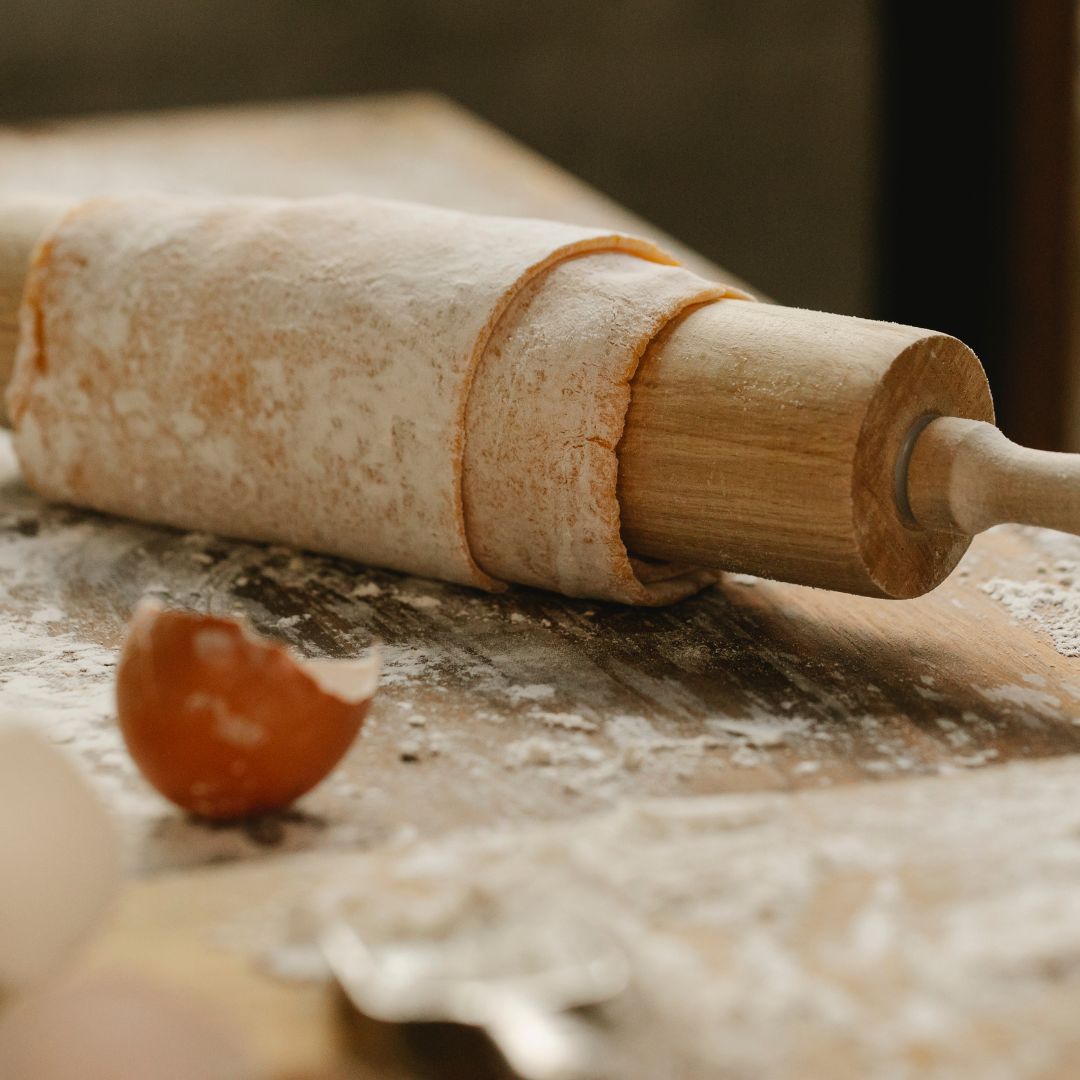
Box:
xmin=9 ymin=194 xmax=743 ymax=603
xmin=466 ymin=253 xmax=745 ymax=603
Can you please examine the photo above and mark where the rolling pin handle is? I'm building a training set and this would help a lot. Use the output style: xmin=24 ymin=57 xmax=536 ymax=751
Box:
xmin=905 ymin=415 xmax=1080 ymax=537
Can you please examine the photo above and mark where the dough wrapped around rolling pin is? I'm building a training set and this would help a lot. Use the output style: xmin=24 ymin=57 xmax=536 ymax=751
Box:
xmin=7 ymin=195 xmax=747 ymax=603
xmin=467 ymin=252 xmax=728 ymax=602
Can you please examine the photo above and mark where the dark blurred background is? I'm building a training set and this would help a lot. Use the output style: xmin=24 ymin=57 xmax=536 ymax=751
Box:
xmin=2 ymin=0 xmax=1076 ymax=447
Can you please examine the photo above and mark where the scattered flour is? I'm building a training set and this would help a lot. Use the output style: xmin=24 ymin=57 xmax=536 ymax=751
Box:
xmin=505 ymin=736 xmax=605 ymax=769
xmin=981 ymin=540 xmax=1080 ymax=657
xmin=533 ymin=709 xmax=596 ymax=733
xmin=710 ymin=714 xmax=811 ymax=748
xmin=30 ymin=604 xmax=66 ymax=625
xmin=398 ymin=593 xmax=442 ymax=611
xmin=0 ymin=499 xmax=156 ymax=827
xmin=243 ymin=756 xmax=1080 ymax=1079
xmin=350 ymin=581 xmax=383 ymax=599
xmin=2 ymin=422 xmax=1077 ymax=882
xmin=506 ymin=683 xmax=556 ymax=704
xmin=977 ymin=683 xmax=1063 ymax=715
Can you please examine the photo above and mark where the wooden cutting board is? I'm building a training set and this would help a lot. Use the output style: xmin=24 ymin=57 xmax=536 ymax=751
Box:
xmin=2 ymin=93 xmax=1079 ymax=1077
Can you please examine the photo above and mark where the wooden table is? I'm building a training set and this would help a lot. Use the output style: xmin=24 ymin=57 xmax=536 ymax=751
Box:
xmin=2 ymin=94 xmax=1079 ymax=1078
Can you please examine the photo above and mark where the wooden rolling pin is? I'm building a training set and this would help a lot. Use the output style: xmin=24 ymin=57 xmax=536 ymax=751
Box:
xmin=1 ymin=195 xmax=1078 ymax=601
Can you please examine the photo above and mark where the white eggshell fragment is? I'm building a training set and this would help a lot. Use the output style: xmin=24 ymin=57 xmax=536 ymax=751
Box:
xmin=0 ymin=725 xmax=120 ymax=992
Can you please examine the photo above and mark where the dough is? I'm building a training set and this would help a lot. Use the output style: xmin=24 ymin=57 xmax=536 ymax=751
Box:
xmin=466 ymin=252 xmax=737 ymax=603
xmin=9 ymin=194 xmax=746 ymax=602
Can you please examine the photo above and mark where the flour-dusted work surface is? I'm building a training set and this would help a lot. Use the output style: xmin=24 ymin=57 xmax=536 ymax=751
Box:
xmin=3 ymin=423 xmax=1080 ymax=874
xmin=199 ymin=758 xmax=1080 ymax=1078
xmin=1 ymin=95 xmax=1079 ymax=1077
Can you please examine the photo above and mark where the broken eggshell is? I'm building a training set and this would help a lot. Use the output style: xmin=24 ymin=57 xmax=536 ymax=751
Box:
xmin=0 ymin=725 xmax=120 ymax=993
xmin=116 ymin=600 xmax=379 ymax=820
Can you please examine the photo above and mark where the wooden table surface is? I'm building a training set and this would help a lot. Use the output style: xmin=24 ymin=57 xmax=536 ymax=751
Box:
xmin=2 ymin=94 xmax=1080 ymax=1078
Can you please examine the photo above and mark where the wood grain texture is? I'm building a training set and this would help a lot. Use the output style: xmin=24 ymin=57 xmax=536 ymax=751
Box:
xmin=2 ymin=434 xmax=1077 ymax=858
xmin=1 ymin=95 xmax=1078 ymax=1077
xmin=619 ymin=301 xmax=994 ymax=597
xmin=0 ymin=195 xmax=1011 ymax=601
xmin=2 ymin=105 xmax=1023 ymax=604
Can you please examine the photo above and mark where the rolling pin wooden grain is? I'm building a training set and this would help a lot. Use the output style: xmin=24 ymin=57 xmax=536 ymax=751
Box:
xmin=1 ymin=193 xmax=1078 ymax=602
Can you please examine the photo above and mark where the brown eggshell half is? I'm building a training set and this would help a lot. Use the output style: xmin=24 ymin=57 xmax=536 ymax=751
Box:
xmin=116 ymin=599 xmax=378 ymax=820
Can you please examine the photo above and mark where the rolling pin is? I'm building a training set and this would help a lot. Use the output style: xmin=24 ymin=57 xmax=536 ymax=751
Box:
xmin=0 ymin=193 xmax=1077 ymax=603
